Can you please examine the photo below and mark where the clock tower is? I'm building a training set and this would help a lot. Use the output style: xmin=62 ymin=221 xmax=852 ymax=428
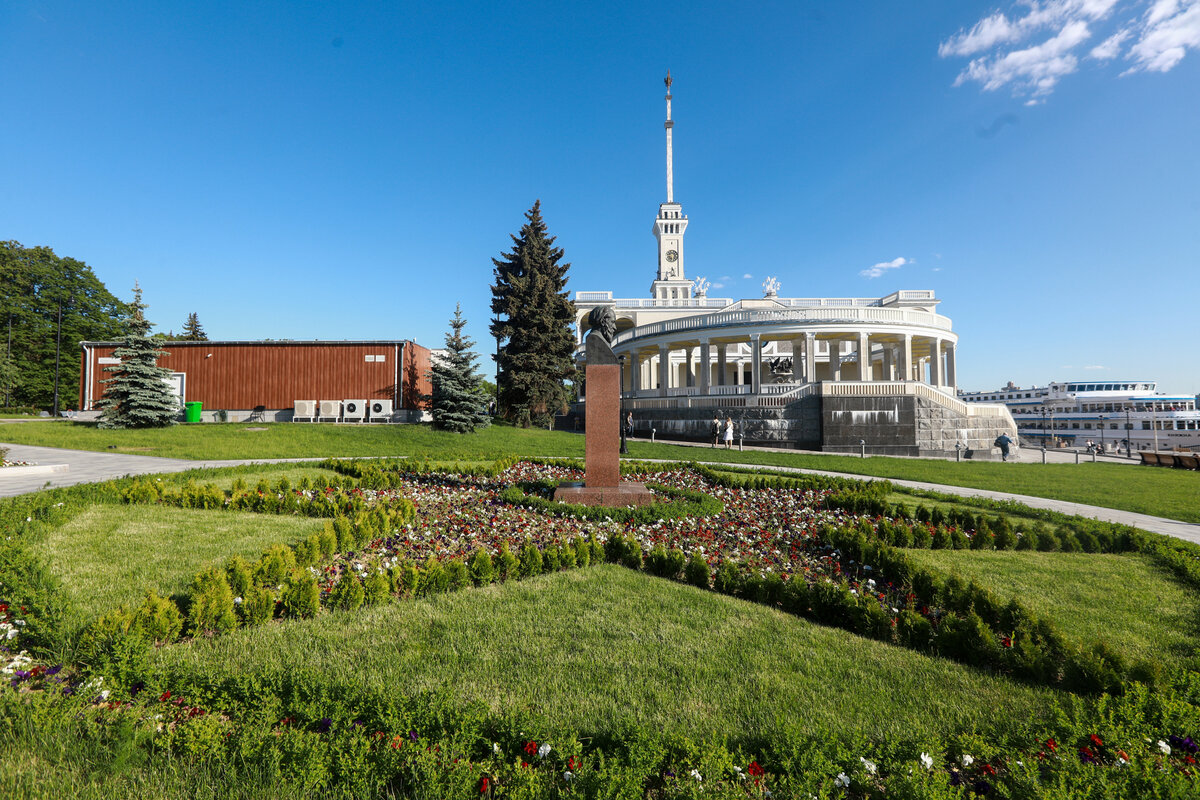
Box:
xmin=651 ymin=71 xmax=693 ymax=301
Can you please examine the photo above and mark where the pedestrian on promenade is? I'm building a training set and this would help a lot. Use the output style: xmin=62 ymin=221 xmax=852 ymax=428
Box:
xmin=723 ymin=417 xmax=734 ymax=449
xmin=710 ymin=415 xmax=721 ymax=447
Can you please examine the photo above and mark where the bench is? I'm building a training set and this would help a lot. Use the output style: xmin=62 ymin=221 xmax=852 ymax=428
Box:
xmin=1139 ymin=452 xmax=1160 ymax=465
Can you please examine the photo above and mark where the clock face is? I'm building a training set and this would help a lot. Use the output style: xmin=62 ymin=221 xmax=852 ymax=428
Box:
xmin=665 ymin=249 xmax=678 ymax=263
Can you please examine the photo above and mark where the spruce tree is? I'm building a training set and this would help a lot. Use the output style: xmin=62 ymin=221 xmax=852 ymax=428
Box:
xmin=180 ymin=312 xmax=207 ymax=341
xmin=97 ymin=283 xmax=180 ymax=429
xmin=430 ymin=304 xmax=490 ymax=433
xmin=489 ymin=201 xmax=577 ymax=427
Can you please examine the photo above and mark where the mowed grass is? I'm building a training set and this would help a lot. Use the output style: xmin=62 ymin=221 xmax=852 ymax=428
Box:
xmin=905 ymin=549 xmax=1200 ymax=668
xmin=30 ymin=505 xmax=325 ymax=621
xmin=4 ymin=421 xmax=1199 ymax=522
xmin=153 ymin=565 xmax=1059 ymax=745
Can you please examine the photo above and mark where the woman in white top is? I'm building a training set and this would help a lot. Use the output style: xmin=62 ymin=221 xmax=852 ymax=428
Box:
xmin=723 ymin=417 xmax=734 ymax=449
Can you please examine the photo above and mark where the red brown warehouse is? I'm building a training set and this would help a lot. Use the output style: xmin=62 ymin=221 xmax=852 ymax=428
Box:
xmin=78 ymin=340 xmax=431 ymax=422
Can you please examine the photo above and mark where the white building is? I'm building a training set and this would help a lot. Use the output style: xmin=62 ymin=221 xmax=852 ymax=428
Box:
xmin=572 ymin=75 xmax=1013 ymax=456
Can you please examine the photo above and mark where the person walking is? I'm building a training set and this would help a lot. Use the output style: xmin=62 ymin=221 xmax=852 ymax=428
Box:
xmin=723 ymin=417 xmax=734 ymax=449
xmin=994 ymin=433 xmax=1013 ymax=462
xmin=625 ymin=411 xmax=634 ymax=438
xmin=710 ymin=415 xmax=721 ymax=447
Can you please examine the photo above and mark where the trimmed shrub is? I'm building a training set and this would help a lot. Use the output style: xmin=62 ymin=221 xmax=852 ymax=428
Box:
xmin=896 ymin=610 xmax=934 ymax=651
xmin=713 ymin=559 xmax=740 ymax=596
xmin=131 ymin=589 xmax=183 ymax=644
xmin=241 ymin=586 xmax=275 ymax=626
xmin=281 ymin=571 xmax=320 ymax=619
xmin=517 ymin=540 xmax=544 ymax=578
xmin=330 ymin=573 xmax=365 ymax=612
xmin=364 ymin=569 xmax=390 ymax=606
xmin=225 ymin=555 xmax=253 ymax=600
xmin=333 ymin=517 xmax=356 ymax=552
xmin=684 ymin=553 xmax=710 ymax=589
xmin=496 ymin=543 xmax=519 ymax=581
xmin=253 ymin=544 xmax=297 ymax=588
xmin=317 ymin=524 xmax=339 ymax=560
xmin=573 ymin=537 xmax=591 ymax=568
xmin=542 ymin=546 xmax=560 ymax=573
xmin=419 ymin=556 xmax=449 ymax=595
xmin=445 ymin=558 xmax=470 ymax=591
xmin=468 ymin=548 xmax=495 ymax=586
xmin=188 ymin=567 xmax=237 ymax=635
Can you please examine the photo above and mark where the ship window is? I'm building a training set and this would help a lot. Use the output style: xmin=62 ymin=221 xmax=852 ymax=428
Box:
xmin=1084 ymin=423 xmax=1092 ymax=429
xmin=1110 ymin=423 xmax=1118 ymax=430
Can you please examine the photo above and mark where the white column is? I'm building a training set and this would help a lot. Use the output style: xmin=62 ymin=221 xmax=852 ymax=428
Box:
xmin=829 ymin=339 xmax=842 ymax=381
xmin=750 ymin=335 xmax=762 ymax=394
xmin=685 ymin=346 xmax=695 ymax=387
xmin=930 ymin=338 xmax=944 ymax=387
xmin=698 ymin=339 xmax=710 ymax=394
xmin=803 ymin=333 xmax=816 ymax=382
xmin=630 ymin=352 xmax=641 ymax=393
xmin=901 ymin=334 xmax=912 ymax=382
xmin=716 ymin=343 xmax=728 ymax=386
xmin=946 ymin=342 xmax=956 ymax=389
xmin=857 ymin=332 xmax=871 ymax=381
xmin=882 ymin=346 xmax=894 ymax=381
xmin=658 ymin=344 xmax=670 ymax=396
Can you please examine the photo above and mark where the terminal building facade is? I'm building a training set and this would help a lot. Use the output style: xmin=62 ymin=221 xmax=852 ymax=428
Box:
xmin=572 ymin=76 xmax=1015 ymax=457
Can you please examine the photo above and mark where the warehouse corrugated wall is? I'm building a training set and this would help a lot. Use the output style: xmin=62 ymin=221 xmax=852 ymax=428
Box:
xmin=78 ymin=340 xmax=432 ymax=412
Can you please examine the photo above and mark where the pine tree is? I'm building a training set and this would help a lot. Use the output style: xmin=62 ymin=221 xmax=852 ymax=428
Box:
xmin=430 ymin=304 xmax=491 ymax=433
xmin=180 ymin=312 xmax=207 ymax=341
xmin=489 ymin=201 xmax=577 ymax=428
xmin=96 ymin=283 xmax=180 ymax=429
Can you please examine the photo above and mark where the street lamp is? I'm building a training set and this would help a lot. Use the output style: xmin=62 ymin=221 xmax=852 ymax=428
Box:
xmin=1125 ymin=405 xmax=1133 ymax=458
xmin=1098 ymin=414 xmax=1106 ymax=454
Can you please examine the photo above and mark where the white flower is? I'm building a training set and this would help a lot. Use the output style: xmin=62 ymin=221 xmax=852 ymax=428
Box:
xmin=1158 ymin=740 xmax=1171 ymax=755
xmin=689 ymin=769 xmax=702 ymax=781
xmin=538 ymin=743 xmax=551 ymax=758
xmin=563 ymin=770 xmax=574 ymax=781
xmin=919 ymin=752 xmax=933 ymax=770
xmin=233 ymin=596 xmax=243 ymax=605
xmin=860 ymin=757 xmax=877 ymax=775
xmin=834 ymin=771 xmax=850 ymax=787
xmin=493 ymin=742 xmax=501 ymax=754
xmin=98 ymin=690 xmax=110 ymax=701
xmin=961 ymin=754 xmax=974 ymax=767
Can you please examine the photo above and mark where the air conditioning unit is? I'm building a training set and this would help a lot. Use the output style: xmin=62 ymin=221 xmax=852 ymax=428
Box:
xmin=293 ymin=400 xmax=317 ymax=422
xmin=318 ymin=400 xmax=341 ymax=422
xmin=342 ymin=399 xmax=367 ymax=421
xmin=368 ymin=399 xmax=393 ymax=422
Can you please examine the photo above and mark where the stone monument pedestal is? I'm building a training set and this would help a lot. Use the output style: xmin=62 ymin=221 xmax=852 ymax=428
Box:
xmin=553 ymin=332 xmax=655 ymax=508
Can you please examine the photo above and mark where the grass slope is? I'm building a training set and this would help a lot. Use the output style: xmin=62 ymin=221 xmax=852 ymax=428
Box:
xmin=906 ymin=549 xmax=1200 ymax=669
xmin=30 ymin=505 xmax=325 ymax=621
xmin=153 ymin=565 xmax=1058 ymax=745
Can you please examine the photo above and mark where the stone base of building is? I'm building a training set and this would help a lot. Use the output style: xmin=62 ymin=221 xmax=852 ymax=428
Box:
xmin=553 ymin=481 xmax=657 ymax=507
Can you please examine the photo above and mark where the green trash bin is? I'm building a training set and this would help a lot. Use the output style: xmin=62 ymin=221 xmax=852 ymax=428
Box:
xmin=184 ymin=401 xmax=203 ymax=423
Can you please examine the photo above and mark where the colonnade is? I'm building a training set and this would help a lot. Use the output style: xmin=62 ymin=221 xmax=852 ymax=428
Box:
xmin=617 ymin=330 xmax=957 ymax=396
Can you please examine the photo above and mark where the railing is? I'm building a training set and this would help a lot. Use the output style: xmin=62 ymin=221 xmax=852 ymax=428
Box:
xmin=609 ymin=306 xmax=953 ymax=347
xmin=820 ymin=381 xmax=1009 ymax=418
xmin=624 ymin=382 xmax=818 ymax=410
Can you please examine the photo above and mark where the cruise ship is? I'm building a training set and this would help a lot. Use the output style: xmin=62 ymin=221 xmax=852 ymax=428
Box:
xmin=959 ymin=380 xmax=1200 ymax=453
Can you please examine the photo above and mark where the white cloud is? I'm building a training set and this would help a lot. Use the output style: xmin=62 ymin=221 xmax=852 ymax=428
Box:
xmin=953 ymin=20 xmax=1093 ymax=97
xmin=1090 ymin=28 xmax=1132 ymax=58
xmin=940 ymin=1 xmax=1199 ymax=100
xmin=718 ymin=275 xmax=731 ymax=281
xmin=1126 ymin=0 xmax=1200 ymax=72
xmin=1084 ymin=364 xmax=1109 ymax=370
xmin=711 ymin=282 xmax=725 ymax=289
xmin=931 ymin=267 xmax=943 ymax=272
xmin=742 ymin=273 xmax=753 ymax=279
xmin=860 ymin=256 xmax=908 ymax=279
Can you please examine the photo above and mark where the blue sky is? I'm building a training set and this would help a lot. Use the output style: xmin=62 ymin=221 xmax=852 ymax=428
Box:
xmin=3 ymin=1 xmax=1198 ymax=394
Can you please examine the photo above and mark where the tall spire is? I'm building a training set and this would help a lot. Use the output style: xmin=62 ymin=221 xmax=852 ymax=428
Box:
xmin=664 ymin=71 xmax=674 ymax=204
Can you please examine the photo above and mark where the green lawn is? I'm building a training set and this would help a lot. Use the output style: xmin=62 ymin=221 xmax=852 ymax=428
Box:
xmin=30 ymin=505 xmax=325 ymax=622
xmin=4 ymin=421 xmax=1198 ymax=521
xmin=153 ymin=565 xmax=1058 ymax=746
xmin=906 ymin=549 xmax=1200 ymax=669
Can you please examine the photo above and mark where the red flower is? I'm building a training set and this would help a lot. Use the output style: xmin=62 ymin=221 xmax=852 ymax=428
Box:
xmin=748 ymin=760 xmax=765 ymax=777
xmin=567 ymin=756 xmax=576 ymax=769
xmin=390 ymin=735 xmax=404 ymax=750
xmin=1089 ymin=734 xmax=1104 ymax=748
xmin=1045 ymin=738 xmax=1058 ymax=751
xmin=523 ymin=740 xmax=537 ymax=756
xmin=159 ymin=691 xmax=171 ymax=702
xmin=981 ymin=763 xmax=996 ymax=775
xmin=1001 ymin=636 xmax=1012 ymax=647
xmin=479 ymin=776 xmax=490 ymax=793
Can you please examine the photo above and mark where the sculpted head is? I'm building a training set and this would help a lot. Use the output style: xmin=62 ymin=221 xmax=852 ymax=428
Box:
xmin=586 ymin=305 xmax=617 ymax=344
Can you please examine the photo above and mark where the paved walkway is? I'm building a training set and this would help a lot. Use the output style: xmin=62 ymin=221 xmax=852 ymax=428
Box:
xmin=3 ymin=440 xmax=1197 ymax=545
